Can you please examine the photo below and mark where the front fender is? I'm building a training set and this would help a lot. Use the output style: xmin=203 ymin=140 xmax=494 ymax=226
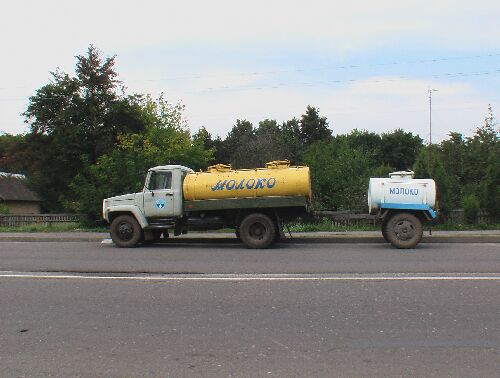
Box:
xmin=105 ymin=205 xmax=149 ymax=228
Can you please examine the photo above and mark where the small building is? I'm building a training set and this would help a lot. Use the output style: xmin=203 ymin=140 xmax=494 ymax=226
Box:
xmin=0 ymin=173 xmax=42 ymax=214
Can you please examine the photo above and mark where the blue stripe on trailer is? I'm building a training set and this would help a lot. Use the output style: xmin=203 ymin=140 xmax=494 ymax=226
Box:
xmin=381 ymin=203 xmax=438 ymax=219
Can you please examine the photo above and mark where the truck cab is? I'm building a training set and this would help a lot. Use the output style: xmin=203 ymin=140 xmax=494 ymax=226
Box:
xmin=142 ymin=165 xmax=192 ymax=219
xmin=102 ymin=165 xmax=192 ymax=247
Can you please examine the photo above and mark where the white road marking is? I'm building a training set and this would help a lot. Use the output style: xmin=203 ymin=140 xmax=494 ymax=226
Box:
xmin=0 ymin=272 xmax=500 ymax=281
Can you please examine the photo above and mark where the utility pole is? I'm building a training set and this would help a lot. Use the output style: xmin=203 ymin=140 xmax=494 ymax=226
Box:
xmin=428 ymin=88 xmax=438 ymax=144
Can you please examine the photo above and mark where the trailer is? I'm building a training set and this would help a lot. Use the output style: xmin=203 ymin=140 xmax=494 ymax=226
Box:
xmin=368 ymin=171 xmax=438 ymax=248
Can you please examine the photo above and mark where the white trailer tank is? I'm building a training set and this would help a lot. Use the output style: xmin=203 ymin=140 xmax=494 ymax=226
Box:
xmin=368 ymin=171 xmax=436 ymax=214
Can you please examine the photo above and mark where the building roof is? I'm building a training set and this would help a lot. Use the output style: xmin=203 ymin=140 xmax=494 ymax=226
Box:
xmin=0 ymin=173 xmax=41 ymax=202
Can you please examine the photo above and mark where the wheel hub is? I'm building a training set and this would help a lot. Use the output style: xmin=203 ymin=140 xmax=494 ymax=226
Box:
xmin=118 ymin=222 xmax=133 ymax=241
xmin=249 ymin=223 xmax=266 ymax=240
xmin=394 ymin=220 xmax=415 ymax=241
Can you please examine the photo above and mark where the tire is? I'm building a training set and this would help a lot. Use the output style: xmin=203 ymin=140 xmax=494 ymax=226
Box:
xmin=384 ymin=212 xmax=423 ymax=249
xmin=239 ymin=213 xmax=276 ymax=249
xmin=110 ymin=215 xmax=142 ymax=248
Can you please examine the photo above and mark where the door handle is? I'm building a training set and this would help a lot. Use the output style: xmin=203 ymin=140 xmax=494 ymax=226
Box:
xmin=165 ymin=193 xmax=174 ymax=196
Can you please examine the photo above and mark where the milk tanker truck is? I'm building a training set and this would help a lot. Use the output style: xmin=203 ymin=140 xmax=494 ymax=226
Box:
xmin=103 ymin=161 xmax=311 ymax=249
xmin=103 ymin=162 xmax=437 ymax=249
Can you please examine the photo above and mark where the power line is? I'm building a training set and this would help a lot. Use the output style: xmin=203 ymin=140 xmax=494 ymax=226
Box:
xmin=195 ymin=69 xmax=500 ymax=94
xmin=135 ymin=52 xmax=500 ymax=83
xmin=2 ymin=68 xmax=500 ymax=102
xmin=1 ymin=51 xmax=499 ymax=91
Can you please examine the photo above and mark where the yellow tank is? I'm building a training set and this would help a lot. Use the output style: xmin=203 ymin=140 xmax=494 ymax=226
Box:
xmin=183 ymin=160 xmax=312 ymax=203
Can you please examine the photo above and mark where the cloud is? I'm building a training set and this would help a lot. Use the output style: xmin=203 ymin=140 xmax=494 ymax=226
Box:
xmin=178 ymin=76 xmax=494 ymax=144
xmin=1 ymin=1 xmax=499 ymax=136
xmin=4 ymin=0 xmax=500 ymax=53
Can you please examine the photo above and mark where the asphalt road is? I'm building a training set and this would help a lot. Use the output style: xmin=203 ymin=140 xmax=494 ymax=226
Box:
xmin=0 ymin=240 xmax=499 ymax=274
xmin=1 ymin=241 xmax=499 ymax=377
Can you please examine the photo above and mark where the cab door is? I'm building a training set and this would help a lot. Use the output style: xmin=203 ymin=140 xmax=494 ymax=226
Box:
xmin=143 ymin=170 xmax=176 ymax=218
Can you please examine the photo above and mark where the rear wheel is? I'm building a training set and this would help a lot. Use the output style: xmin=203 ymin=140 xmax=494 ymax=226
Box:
xmin=110 ymin=215 xmax=142 ymax=248
xmin=239 ymin=213 xmax=276 ymax=249
xmin=384 ymin=212 xmax=423 ymax=249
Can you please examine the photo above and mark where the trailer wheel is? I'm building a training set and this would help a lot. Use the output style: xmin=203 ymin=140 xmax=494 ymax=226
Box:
xmin=384 ymin=212 xmax=423 ymax=249
xmin=239 ymin=213 xmax=276 ymax=249
xmin=110 ymin=215 xmax=142 ymax=248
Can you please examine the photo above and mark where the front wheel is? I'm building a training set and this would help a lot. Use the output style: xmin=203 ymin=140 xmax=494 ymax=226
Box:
xmin=110 ymin=215 xmax=142 ymax=248
xmin=384 ymin=212 xmax=423 ymax=249
xmin=239 ymin=213 xmax=276 ymax=249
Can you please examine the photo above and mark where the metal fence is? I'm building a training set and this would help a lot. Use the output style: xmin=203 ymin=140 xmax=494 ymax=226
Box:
xmin=0 ymin=209 xmax=496 ymax=228
xmin=447 ymin=209 xmax=498 ymax=225
xmin=313 ymin=211 xmax=378 ymax=227
xmin=0 ymin=214 xmax=81 ymax=227
xmin=314 ymin=209 xmax=498 ymax=226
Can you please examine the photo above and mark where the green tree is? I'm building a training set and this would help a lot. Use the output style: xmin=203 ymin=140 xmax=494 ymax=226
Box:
xmin=413 ymin=145 xmax=459 ymax=215
xmin=215 ymin=119 xmax=297 ymax=168
xmin=69 ymin=95 xmax=213 ymax=219
xmin=463 ymin=194 xmax=480 ymax=224
xmin=336 ymin=129 xmax=382 ymax=164
xmin=440 ymin=132 xmax=466 ymax=184
xmin=22 ymin=45 xmax=147 ymax=211
xmin=0 ymin=133 xmax=27 ymax=173
xmin=223 ymin=119 xmax=255 ymax=168
xmin=249 ymin=119 xmax=294 ymax=167
xmin=379 ymin=129 xmax=423 ymax=170
xmin=280 ymin=118 xmax=302 ymax=164
xmin=299 ymin=106 xmax=332 ymax=146
xmin=462 ymin=105 xmax=499 ymax=208
xmin=304 ymin=139 xmax=372 ymax=210
xmin=483 ymin=142 xmax=500 ymax=217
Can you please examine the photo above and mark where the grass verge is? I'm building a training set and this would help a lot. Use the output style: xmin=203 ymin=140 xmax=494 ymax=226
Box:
xmin=288 ymin=221 xmax=379 ymax=232
xmin=0 ymin=222 xmax=497 ymax=233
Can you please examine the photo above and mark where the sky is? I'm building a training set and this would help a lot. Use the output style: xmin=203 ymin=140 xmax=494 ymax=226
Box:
xmin=1 ymin=0 xmax=500 ymax=142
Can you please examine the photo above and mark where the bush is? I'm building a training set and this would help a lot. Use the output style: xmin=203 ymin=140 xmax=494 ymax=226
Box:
xmin=463 ymin=195 xmax=480 ymax=224
xmin=0 ymin=203 xmax=10 ymax=214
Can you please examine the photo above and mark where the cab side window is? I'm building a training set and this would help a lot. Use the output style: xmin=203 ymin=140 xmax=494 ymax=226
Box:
xmin=149 ymin=171 xmax=172 ymax=190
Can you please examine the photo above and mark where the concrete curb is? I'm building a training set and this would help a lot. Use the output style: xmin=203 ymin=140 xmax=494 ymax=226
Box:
xmin=0 ymin=231 xmax=498 ymax=244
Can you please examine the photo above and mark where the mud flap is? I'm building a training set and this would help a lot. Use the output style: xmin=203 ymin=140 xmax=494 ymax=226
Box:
xmin=274 ymin=210 xmax=286 ymax=240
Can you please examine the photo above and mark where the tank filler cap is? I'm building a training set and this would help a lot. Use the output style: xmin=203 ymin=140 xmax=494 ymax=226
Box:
xmin=265 ymin=160 xmax=291 ymax=169
xmin=389 ymin=171 xmax=415 ymax=181
xmin=207 ymin=164 xmax=233 ymax=172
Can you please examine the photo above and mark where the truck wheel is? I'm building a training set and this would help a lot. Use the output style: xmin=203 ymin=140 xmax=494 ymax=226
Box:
xmin=384 ymin=212 xmax=423 ymax=249
xmin=239 ymin=213 xmax=276 ymax=249
xmin=110 ymin=215 xmax=142 ymax=248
